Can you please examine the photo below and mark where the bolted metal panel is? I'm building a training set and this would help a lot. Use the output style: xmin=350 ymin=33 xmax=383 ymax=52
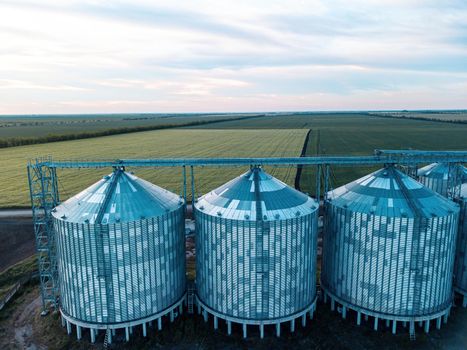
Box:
xmin=53 ymin=170 xmax=186 ymax=325
xmin=195 ymin=167 xmax=318 ymax=321
xmin=417 ymin=163 xmax=466 ymax=198
xmin=454 ymin=184 xmax=467 ymax=297
xmin=322 ymin=166 xmax=459 ymax=318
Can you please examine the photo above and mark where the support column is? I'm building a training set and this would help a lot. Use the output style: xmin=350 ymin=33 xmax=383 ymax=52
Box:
xmin=76 ymin=325 xmax=81 ymax=340
xmin=409 ymin=321 xmax=415 ymax=337
xmin=108 ymin=330 xmax=112 ymax=344
xmin=309 ymin=308 xmax=314 ymax=320
xmin=463 ymin=295 xmax=467 ymax=308
xmin=392 ymin=320 xmax=397 ymax=335
xmin=179 ymin=304 xmax=183 ymax=315
xmin=276 ymin=323 xmax=281 ymax=337
xmin=61 ymin=316 xmax=65 ymax=328
xmin=436 ymin=317 xmax=442 ymax=330
xmin=66 ymin=321 xmax=71 ymax=335
xmin=129 ymin=326 xmax=133 ymax=335
xmin=227 ymin=321 xmax=232 ymax=335
xmin=170 ymin=310 xmax=174 ymax=322
xmin=374 ymin=317 xmax=378 ymax=331
xmin=357 ymin=312 xmax=361 ymax=326
xmin=403 ymin=321 xmax=407 ymax=328
xmin=90 ymin=329 xmax=96 ymax=343
xmin=419 ymin=321 xmax=423 ymax=327
xmin=112 ymin=329 xmax=116 ymax=336
xmin=364 ymin=314 xmax=368 ymax=321
xmin=260 ymin=324 xmax=264 ymax=339
xmin=243 ymin=323 xmax=247 ymax=338
xmin=443 ymin=312 xmax=449 ymax=324
xmin=214 ymin=316 xmax=218 ymax=330
xmin=198 ymin=303 xmax=201 ymax=315
xmin=302 ymin=314 xmax=307 ymax=327
xmin=424 ymin=320 xmax=430 ymax=333
xmin=386 ymin=319 xmax=390 ymax=327
xmin=158 ymin=317 xmax=162 ymax=330
xmin=143 ymin=323 xmax=147 ymax=337
xmin=125 ymin=327 xmax=130 ymax=342
xmin=342 ymin=306 xmax=347 ymax=319
xmin=291 ymin=319 xmax=295 ymax=333
xmin=331 ymin=298 xmax=335 ymax=311
xmin=203 ymin=310 xmax=208 ymax=323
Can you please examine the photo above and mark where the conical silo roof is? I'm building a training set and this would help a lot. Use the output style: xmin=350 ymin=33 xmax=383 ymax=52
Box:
xmin=328 ymin=165 xmax=458 ymax=218
xmin=417 ymin=162 xmax=467 ymax=181
xmin=52 ymin=169 xmax=183 ymax=224
xmin=195 ymin=166 xmax=317 ymax=221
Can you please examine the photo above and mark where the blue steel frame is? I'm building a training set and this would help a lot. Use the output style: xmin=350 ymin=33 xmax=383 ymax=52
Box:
xmin=27 ymin=150 xmax=467 ymax=312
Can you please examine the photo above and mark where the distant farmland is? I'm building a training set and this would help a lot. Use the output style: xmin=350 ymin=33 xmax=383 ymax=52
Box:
xmin=0 ymin=128 xmax=306 ymax=208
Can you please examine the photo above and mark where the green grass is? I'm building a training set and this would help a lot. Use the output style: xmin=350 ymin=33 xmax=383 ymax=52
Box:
xmin=0 ymin=255 xmax=37 ymax=300
xmin=0 ymin=128 xmax=307 ymax=208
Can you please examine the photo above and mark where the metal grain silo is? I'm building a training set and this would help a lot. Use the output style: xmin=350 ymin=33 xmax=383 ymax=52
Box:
xmin=52 ymin=168 xmax=186 ymax=343
xmin=417 ymin=163 xmax=466 ymax=197
xmin=321 ymin=165 xmax=459 ymax=336
xmin=194 ymin=166 xmax=318 ymax=338
xmin=454 ymin=184 xmax=467 ymax=307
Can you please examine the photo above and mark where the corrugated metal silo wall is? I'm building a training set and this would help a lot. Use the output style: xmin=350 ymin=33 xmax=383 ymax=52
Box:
xmin=321 ymin=202 xmax=458 ymax=317
xmin=195 ymin=209 xmax=317 ymax=320
xmin=454 ymin=198 xmax=467 ymax=295
xmin=419 ymin=176 xmax=449 ymax=197
xmin=54 ymin=206 xmax=186 ymax=324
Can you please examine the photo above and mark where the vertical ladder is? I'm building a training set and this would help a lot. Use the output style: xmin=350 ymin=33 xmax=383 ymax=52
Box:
xmin=187 ymin=281 xmax=195 ymax=314
xmin=103 ymin=329 xmax=109 ymax=349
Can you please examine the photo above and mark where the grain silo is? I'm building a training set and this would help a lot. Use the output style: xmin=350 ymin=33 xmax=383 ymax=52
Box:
xmin=417 ymin=163 xmax=466 ymax=197
xmin=454 ymin=184 xmax=467 ymax=307
xmin=194 ymin=166 xmax=318 ymax=338
xmin=321 ymin=165 xmax=459 ymax=336
xmin=52 ymin=168 xmax=186 ymax=343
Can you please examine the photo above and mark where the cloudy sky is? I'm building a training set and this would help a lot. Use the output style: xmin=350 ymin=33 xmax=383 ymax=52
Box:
xmin=1 ymin=0 xmax=466 ymax=114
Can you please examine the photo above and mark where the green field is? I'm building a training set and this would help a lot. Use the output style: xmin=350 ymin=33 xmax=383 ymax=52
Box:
xmin=0 ymin=128 xmax=306 ymax=208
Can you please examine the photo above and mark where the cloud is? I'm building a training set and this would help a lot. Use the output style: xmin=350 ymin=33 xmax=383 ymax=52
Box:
xmin=0 ymin=0 xmax=466 ymax=113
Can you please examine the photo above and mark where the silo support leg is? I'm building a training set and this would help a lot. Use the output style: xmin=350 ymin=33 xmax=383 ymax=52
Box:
xmin=170 ymin=310 xmax=174 ymax=323
xmin=179 ymin=304 xmax=183 ymax=315
xmin=463 ymin=296 xmax=467 ymax=308
xmin=66 ymin=321 xmax=71 ymax=335
xmin=214 ymin=316 xmax=218 ymax=330
xmin=436 ymin=317 xmax=442 ymax=330
xmin=374 ymin=317 xmax=378 ymax=331
xmin=76 ymin=325 xmax=81 ymax=340
xmin=243 ymin=323 xmax=247 ymax=338
xmin=125 ymin=327 xmax=130 ymax=342
xmin=424 ymin=320 xmax=430 ymax=333
xmin=409 ymin=321 xmax=415 ymax=337
xmin=302 ymin=314 xmax=307 ymax=327
xmin=227 ymin=321 xmax=232 ymax=335
xmin=61 ymin=316 xmax=65 ymax=328
xmin=112 ymin=329 xmax=115 ymax=336
xmin=443 ymin=312 xmax=449 ymax=324
xmin=158 ymin=317 xmax=162 ymax=331
xmin=364 ymin=314 xmax=368 ymax=321
xmin=392 ymin=320 xmax=397 ymax=334
xmin=331 ymin=298 xmax=335 ymax=311
xmin=203 ymin=310 xmax=208 ymax=323
xmin=309 ymin=307 xmax=314 ymax=320
xmin=418 ymin=321 xmax=423 ymax=327
xmin=276 ymin=323 xmax=281 ymax=337
xmin=108 ymin=330 xmax=112 ymax=344
xmin=357 ymin=312 xmax=361 ymax=325
xmin=90 ymin=329 xmax=96 ymax=343
xmin=403 ymin=321 xmax=407 ymax=328
xmin=129 ymin=326 xmax=133 ymax=335
xmin=197 ymin=303 xmax=201 ymax=315
xmin=385 ymin=319 xmax=390 ymax=327
xmin=143 ymin=323 xmax=147 ymax=337
xmin=342 ymin=306 xmax=346 ymax=319
xmin=291 ymin=319 xmax=295 ymax=333
xmin=260 ymin=324 xmax=264 ymax=339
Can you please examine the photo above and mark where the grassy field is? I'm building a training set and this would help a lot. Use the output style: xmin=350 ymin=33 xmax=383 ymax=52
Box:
xmin=0 ymin=128 xmax=306 ymax=208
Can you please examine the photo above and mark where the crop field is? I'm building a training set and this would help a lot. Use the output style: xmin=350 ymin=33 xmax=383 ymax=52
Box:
xmin=0 ymin=128 xmax=306 ymax=208
xmin=371 ymin=111 xmax=467 ymax=122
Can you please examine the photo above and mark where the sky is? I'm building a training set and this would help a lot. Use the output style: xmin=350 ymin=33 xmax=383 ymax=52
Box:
xmin=0 ymin=0 xmax=466 ymax=114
